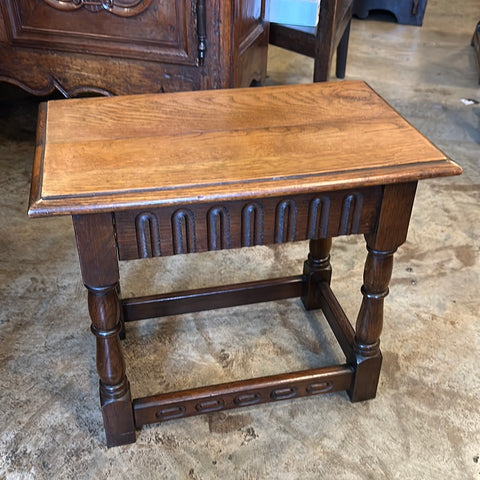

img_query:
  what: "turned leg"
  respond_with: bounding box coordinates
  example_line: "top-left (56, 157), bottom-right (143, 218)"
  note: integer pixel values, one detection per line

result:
top-left (302, 238), bottom-right (332, 310)
top-left (73, 213), bottom-right (135, 447)
top-left (348, 182), bottom-right (418, 402)
top-left (88, 284), bottom-right (135, 446)
top-left (116, 284), bottom-right (126, 340)
top-left (348, 244), bottom-right (395, 401)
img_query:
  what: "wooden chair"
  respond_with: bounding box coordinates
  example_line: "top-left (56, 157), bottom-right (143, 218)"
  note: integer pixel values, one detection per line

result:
top-left (269, 0), bottom-right (354, 81)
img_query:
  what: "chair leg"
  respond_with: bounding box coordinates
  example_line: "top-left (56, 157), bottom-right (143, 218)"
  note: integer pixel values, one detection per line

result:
top-left (335, 20), bottom-right (351, 79)
top-left (313, 49), bottom-right (332, 83)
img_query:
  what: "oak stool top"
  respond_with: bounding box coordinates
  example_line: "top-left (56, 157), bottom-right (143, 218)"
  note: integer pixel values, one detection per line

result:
top-left (28, 81), bottom-right (460, 217)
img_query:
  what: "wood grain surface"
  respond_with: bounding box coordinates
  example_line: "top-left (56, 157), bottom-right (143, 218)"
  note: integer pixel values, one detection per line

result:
top-left (28, 81), bottom-right (461, 217)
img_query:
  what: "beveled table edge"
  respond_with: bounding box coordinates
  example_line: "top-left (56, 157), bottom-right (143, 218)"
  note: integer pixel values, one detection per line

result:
top-left (28, 157), bottom-right (462, 217)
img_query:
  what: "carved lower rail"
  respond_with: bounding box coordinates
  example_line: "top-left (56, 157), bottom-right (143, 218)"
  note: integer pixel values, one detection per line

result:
top-left (127, 278), bottom-right (360, 429)
top-left (125, 276), bottom-right (368, 431)
top-left (133, 365), bottom-right (353, 427)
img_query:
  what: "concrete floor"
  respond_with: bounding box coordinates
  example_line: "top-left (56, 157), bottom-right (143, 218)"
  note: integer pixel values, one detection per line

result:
top-left (1, 0), bottom-right (479, 478)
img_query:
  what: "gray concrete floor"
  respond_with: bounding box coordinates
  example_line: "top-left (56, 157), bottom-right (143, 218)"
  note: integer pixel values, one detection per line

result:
top-left (1, 1), bottom-right (479, 478)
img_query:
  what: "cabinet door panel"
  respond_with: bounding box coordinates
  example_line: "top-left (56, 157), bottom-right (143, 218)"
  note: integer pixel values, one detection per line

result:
top-left (235, 0), bottom-right (266, 52)
top-left (2, 0), bottom-right (197, 65)
top-left (233, 0), bottom-right (268, 87)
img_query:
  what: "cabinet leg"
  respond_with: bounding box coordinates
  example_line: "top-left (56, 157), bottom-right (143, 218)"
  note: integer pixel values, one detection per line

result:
top-left (302, 238), bottom-right (332, 310)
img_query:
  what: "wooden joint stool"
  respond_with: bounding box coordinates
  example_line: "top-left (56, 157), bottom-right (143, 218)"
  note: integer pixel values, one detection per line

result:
top-left (28, 81), bottom-right (461, 447)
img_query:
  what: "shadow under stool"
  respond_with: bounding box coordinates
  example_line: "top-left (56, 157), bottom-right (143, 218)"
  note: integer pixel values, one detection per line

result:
top-left (28, 81), bottom-right (461, 447)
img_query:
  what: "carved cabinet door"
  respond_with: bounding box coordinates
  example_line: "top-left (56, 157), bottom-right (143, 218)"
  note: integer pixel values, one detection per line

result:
top-left (0, 0), bottom-right (203, 95)
top-left (0, 0), bottom-right (269, 96)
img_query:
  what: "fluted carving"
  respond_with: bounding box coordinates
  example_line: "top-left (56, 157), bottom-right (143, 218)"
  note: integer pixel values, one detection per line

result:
top-left (114, 189), bottom-right (378, 261)
top-left (308, 196), bottom-right (331, 239)
top-left (135, 212), bottom-right (161, 258)
top-left (208, 206), bottom-right (230, 250)
top-left (172, 209), bottom-right (196, 254)
top-left (242, 202), bottom-right (264, 247)
top-left (340, 192), bottom-right (363, 235)
top-left (275, 199), bottom-right (297, 243)
top-left (42, 0), bottom-right (152, 17)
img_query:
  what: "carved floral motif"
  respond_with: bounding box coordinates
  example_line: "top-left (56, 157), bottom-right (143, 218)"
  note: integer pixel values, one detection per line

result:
top-left (42, 0), bottom-right (152, 17)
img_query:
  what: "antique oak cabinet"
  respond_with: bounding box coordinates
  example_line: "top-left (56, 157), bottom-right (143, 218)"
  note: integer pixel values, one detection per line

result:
top-left (0, 0), bottom-right (269, 97)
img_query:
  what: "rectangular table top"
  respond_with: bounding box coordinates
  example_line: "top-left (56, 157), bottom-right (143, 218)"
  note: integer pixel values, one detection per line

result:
top-left (28, 81), bottom-right (461, 217)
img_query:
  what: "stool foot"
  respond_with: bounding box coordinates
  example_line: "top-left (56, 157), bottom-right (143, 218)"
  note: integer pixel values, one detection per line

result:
top-left (348, 352), bottom-right (383, 402)
top-left (101, 383), bottom-right (136, 447)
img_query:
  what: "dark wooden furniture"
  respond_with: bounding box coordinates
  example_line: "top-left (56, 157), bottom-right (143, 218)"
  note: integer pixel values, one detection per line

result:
top-left (472, 21), bottom-right (480, 84)
top-left (269, 0), bottom-right (354, 81)
top-left (0, 0), bottom-right (269, 97)
top-left (28, 81), bottom-right (461, 447)
top-left (353, 0), bottom-right (428, 26)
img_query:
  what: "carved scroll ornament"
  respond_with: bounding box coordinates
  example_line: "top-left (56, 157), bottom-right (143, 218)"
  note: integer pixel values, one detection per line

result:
top-left (42, 0), bottom-right (152, 17)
